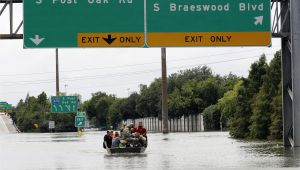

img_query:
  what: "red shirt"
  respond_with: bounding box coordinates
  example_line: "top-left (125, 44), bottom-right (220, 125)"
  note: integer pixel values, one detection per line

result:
top-left (136, 126), bottom-right (147, 136)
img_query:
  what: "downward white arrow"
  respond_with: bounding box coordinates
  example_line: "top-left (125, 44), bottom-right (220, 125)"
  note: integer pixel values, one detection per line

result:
top-left (254, 16), bottom-right (264, 25)
top-left (30, 35), bottom-right (45, 46)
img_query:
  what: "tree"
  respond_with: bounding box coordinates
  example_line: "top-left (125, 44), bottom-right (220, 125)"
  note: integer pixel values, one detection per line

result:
top-left (14, 92), bottom-right (77, 132)
top-left (249, 52), bottom-right (282, 139)
top-left (218, 73), bottom-right (240, 95)
top-left (169, 88), bottom-right (186, 118)
top-left (249, 88), bottom-right (271, 139)
top-left (228, 81), bottom-right (252, 138)
top-left (197, 77), bottom-right (221, 107)
top-left (95, 95), bottom-right (115, 127)
top-left (247, 55), bottom-right (268, 95)
top-left (227, 55), bottom-right (268, 138)
top-left (136, 79), bottom-right (161, 118)
top-left (168, 65), bottom-right (213, 93)
top-left (120, 92), bottom-right (139, 120)
top-left (269, 84), bottom-right (282, 139)
top-left (203, 104), bottom-right (221, 131)
top-left (218, 80), bottom-right (242, 128)
top-left (107, 99), bottom-right (123, 129)
top-left (83, 91), bottom-right (115, 127)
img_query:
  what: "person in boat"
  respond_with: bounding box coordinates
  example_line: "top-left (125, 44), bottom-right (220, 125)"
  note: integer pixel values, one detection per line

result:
top-left (135, 122), bottom-right (147, 137)
top-left (125, 123), bottom-right (136, 147)
top-left (132, 122), bottom-right (147, 147)
top-left (120, 123), bottom-right (126, 133)
top-left (112, 132), bottom-right (121, 148)
top-left (121, 123), bottom-right (132, 138)
top-left (103, 130), bottom-right (113, 149)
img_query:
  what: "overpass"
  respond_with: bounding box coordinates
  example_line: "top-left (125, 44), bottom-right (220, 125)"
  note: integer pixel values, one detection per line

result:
top-left (0, 113), bottom-right (18, 133)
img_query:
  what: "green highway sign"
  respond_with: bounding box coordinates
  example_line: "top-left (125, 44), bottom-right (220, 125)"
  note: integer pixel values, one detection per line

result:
top-left (0, 102), bottom-right (8, 108)
top-left (0, 102), bottom-right (12, 112)
top-left (51, 96), bottom-right (78, 113)
top-left (77, 112), bottom-right (86, 117)
top-left (147, 0), bottom-right (271, 46)
top-left (24, 0), bottom-right (144, 48)
top-left (24, 0), bottom-right (270, 47)
top-left (75, 116), bottom-right (86, 128)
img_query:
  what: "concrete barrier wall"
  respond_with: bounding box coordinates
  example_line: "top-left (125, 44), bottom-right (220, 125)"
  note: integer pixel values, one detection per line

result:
top-left (122, 113), bottom-right (204, 133)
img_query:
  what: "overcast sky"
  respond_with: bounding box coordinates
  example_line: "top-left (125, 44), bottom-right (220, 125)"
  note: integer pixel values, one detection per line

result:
top-left (0, 3), bottom-right (281, 106)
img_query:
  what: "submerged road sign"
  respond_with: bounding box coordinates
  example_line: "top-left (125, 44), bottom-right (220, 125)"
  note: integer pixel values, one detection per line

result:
top-left (75, 116), bottom-right (86, 128)
top-left (51, 96), bottom-right (78, 113)
top-left (146, 0), bottom-right (271, 46)
top-left (49, 121), bottom-right (55, 129)
top-left (77, 112), bottom-right (86, 117)
top-left (24, 0), bottom-right (144, 48)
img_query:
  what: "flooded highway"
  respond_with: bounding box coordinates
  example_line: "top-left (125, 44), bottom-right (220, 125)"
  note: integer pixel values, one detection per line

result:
top-left (0, 131), bottom-right (300, 170)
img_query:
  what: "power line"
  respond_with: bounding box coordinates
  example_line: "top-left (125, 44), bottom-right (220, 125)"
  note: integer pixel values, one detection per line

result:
top-left (0, 48), bottom-right (273, 77)
top-left (0, 81), bottom-right (145, 96)
top-left (0, 54), bottom-right (271, 87)
top-left (0, 53), bottom-right (275, 98)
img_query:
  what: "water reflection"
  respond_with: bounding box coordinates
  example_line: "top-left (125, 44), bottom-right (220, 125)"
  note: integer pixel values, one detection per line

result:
top-left (242, 141), bottom-right (284, 156)
top-left (282, 147), bottom-right (300, 167)
top-left (0, 132), bottom-right (299, 169)
top-left (104, 153), bottom-right (148, 169)
top-left (104, 153), bottom-right (148, 158)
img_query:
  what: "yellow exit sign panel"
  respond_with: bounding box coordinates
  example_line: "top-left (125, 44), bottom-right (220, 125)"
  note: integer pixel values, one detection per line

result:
top-left (147, 32), bottom-right (271, 47)
top-left (78, 33), bottom-right (144, 47)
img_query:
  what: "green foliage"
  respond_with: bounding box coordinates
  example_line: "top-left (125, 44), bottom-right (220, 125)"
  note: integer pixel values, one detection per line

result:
top-left (176, 77), bottom-right (222, 116)
top-left (82, 65), bottom-right (239, 130)
top-left (218, 73), bottom-right (240, 93)
top-left (120, 92), bottom-right (139, 119)
top-left (107, 99), bottom-right (123, 128)
top-left (249, 52), bottom-right (282, 139)
top-left (10, 51), bottom-right (283, 139)
top-left (248, 55), bottom-right (268, 95)
top-left (83, 92), bottom-right (115, 128)
top-left (169, 88), bottom-right (186, 118)
top-left (14, 92), bottom-right (76, 132)
top-left (218, 80), bottom-right (242, 128)
top-left (203, 104), bottom-right (221, 130)
top-left (269, 84), bottom-right (282, 139)
top-left (220, 55), bottom-right (272, 139)
top-left (228, 82), bottom-right (251, 138)
top-left (168, 66), bottom-right (213, 93)
top-left (215, 52), bottom-right (283, 140)
top-left (136, 79), bottom-right (161, 118)
top-left (249, 89), bottom-right (271, 139)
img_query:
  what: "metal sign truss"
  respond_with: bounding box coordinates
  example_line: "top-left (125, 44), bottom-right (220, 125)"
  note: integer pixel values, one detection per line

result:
top-left (0, 0), bottom-right (23, 39)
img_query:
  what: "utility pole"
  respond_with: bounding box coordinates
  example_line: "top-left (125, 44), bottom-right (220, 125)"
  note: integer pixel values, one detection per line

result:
top-left (161, 48), bottom-right (168, 134)
top-left (64, 84), bottom-right (68, 95)
top-left (56, 48), bottom-right (60, 96)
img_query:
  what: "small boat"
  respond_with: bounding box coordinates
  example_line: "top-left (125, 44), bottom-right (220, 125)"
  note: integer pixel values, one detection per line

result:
top-left (106, 147), bottom-right (147, 154)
